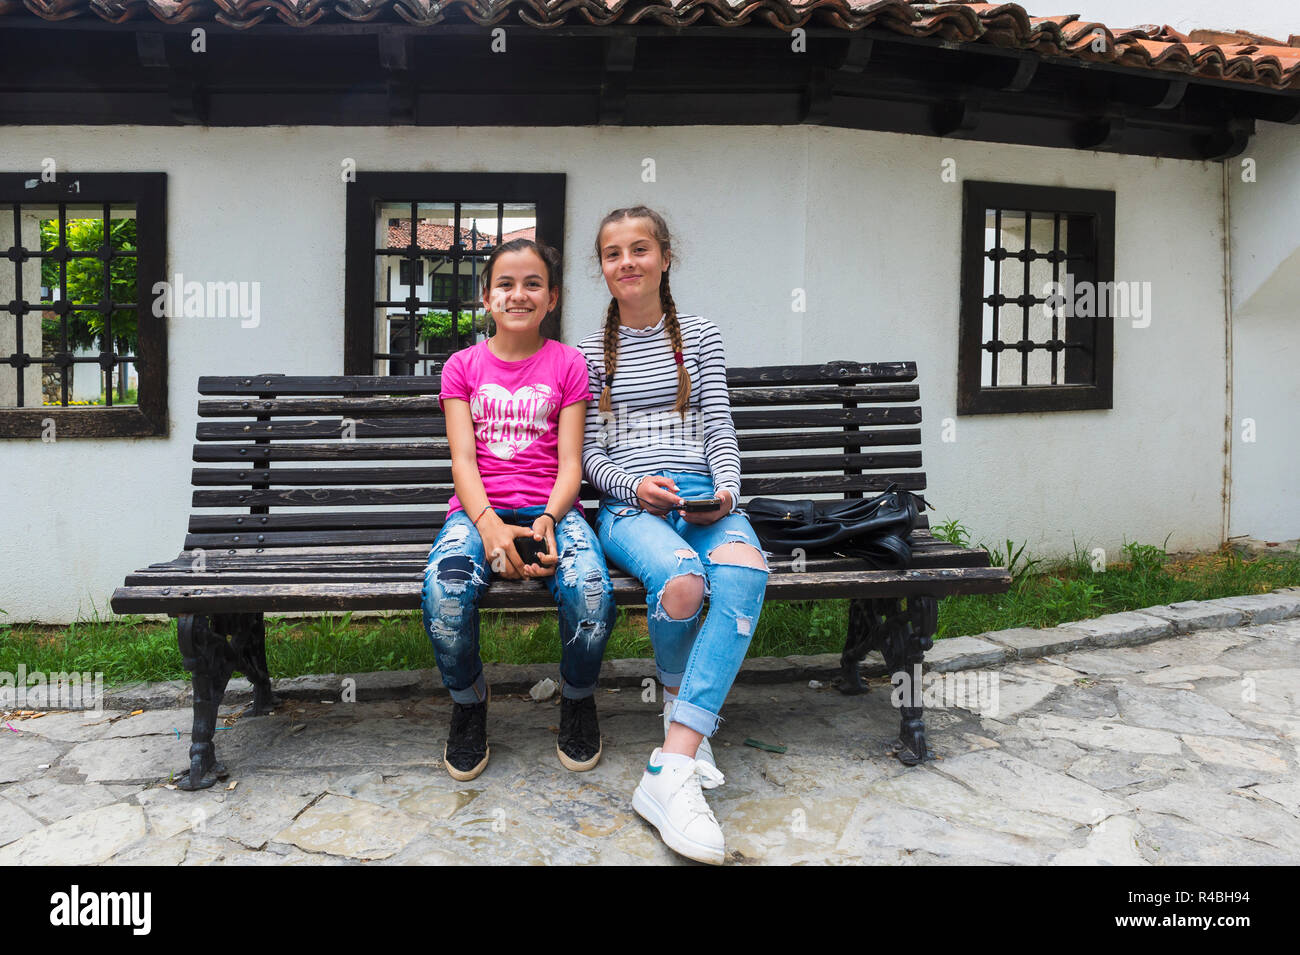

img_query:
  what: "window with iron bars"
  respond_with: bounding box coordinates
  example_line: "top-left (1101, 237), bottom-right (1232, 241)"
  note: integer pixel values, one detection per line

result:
top-left (958, 181), bottom-right (1115, 414)
top-left (345, 173), bottom-right (566, 376)
top-left (0, 173), bottom-right (167, 438)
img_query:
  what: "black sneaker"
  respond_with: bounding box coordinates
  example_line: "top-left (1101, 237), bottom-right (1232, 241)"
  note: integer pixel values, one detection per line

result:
top-left (444, 693), bottom-right (489, 781)
top-left (557, 694), bottom-right (603, 772)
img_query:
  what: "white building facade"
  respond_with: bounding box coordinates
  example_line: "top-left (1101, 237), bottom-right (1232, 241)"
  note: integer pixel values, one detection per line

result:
top-left (1, 1), bottom-right (1297, 622)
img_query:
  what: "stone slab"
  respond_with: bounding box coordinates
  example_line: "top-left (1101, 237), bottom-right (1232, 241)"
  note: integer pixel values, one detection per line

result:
top-left (982, 626), bottom-right (1094, 659)
top-left (923, 635), bottom-right (1008, 672)
top-left (1117, 685), bottom-right (1274, 740)
top-left (932, 750), bottom-right (1127, 825)
top-left (1056, 611), bottom-right (1173, 647)
top-left (1126, 782), bottom-right (1300, 853)
top-left (1140, 664), bottom-right (1238, 684)
top-left (1049, 814), bottom-right (1148, 866)
top-left (1138, 601), bottom-right (1245, 632)
top-left (62, 734), bottom-right (186, 784)
top-left (1019, 713), bottom-right (1183, 755)
top-left (1, 778), bottom-right (136, 824)
top-left (1208, 592), bottom-right (1300, 625)
top-left (0, 735), bottom-right (63, 784)
top-left (0, 802), bottom-right (147, 865)
top-left (272, 793), bottom-right (430, 860)
top-left (0, 799), bottom-right (42, 848)
top-left (0, 711), bottom-right (120, 743)
top-left (1180, 735), bottom-right (1292, 774)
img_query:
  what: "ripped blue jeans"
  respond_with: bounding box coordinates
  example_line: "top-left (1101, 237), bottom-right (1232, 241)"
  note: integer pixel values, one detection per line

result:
top-left (597, 469), bottom-right (770, 738)
top-left (421, 506), bottom-right (617, 704)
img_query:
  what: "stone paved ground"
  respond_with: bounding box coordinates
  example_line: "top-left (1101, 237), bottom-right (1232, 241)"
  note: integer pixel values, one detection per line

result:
top-left (1, 617), bottom-right (1298, 866)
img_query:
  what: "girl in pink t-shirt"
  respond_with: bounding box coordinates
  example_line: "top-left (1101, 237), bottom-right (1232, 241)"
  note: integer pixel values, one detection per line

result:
top-left (422, 238), bottom-right (615, 782)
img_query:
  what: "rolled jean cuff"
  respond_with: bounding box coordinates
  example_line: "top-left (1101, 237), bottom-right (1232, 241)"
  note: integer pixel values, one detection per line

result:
top-left (446, 670), bottom-right (487, 705)
top-left (656, 666), bottom-right (686, 688)
top-left (561, 676), bottom-right (597, 701)
top-left (667, 698), bottom-right (721, 738)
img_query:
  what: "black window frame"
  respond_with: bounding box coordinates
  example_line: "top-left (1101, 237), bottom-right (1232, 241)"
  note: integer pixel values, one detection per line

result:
top-left (344, 172), bottom-right (566, 376)
top-left (958, 180), bottom-right (1115, 415)
top-left (0, 172), bottom-right (168, 438)
top-left (398, 258), bottom-right (424, 288)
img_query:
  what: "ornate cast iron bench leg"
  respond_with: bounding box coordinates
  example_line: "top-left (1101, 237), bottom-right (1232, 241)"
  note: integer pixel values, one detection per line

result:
top-left (841, 595), bottom-right (938, 766)
top-left (176, 614), bottom-right (235, 791)
top-left (840, 597), bottom-right (887, 695)
top-left (175, 611), bottom-right (279, 790)
top-left (216, 612), bottom-right (280, 716)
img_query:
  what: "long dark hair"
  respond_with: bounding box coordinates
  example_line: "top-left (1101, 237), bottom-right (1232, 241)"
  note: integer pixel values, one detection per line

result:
top-left (593, 206), bottom-right (689, 418)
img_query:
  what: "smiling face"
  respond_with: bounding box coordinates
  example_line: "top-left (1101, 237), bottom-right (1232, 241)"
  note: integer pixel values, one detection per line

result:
top-left (598, 217), bottom-right (670, 308)
top-left (482, 248), bottom-right (558, 334)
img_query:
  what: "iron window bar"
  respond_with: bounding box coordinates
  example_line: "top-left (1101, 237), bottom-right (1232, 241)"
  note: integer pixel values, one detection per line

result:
top-left (372, 200), bottom-right (510, 376)
top-left (5, 199), bottom-right (138, 408)
top-left (981, 208), bottom-right (1094, 388)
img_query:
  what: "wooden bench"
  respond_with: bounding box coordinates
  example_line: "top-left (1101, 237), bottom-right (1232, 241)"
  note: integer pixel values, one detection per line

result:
top-left (110, 361), bottom-right (1011, 790)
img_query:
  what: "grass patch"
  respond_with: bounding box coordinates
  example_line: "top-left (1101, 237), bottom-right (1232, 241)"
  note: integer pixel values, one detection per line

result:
top-left (2, 535), bottom-right (1296, 687)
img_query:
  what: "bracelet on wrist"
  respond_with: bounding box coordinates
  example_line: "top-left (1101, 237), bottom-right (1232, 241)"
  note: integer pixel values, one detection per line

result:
top-left (472, 505), bottom-right (494, 526)
top-left (541, 511), bottom-right (558, 529)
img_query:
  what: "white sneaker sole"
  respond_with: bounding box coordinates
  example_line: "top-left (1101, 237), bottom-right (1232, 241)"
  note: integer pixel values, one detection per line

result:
top-left (632, 782), bottom-right (725, 866)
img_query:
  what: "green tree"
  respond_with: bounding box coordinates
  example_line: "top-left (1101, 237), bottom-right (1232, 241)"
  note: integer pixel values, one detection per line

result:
top-left (419, 309), bottom-right (483, 345)
top-left (40, 216), bottom-right (137, 400)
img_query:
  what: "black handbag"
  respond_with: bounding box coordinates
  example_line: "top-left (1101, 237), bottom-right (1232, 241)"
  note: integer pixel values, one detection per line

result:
top-left (744, 483), bottom-right (930, 570)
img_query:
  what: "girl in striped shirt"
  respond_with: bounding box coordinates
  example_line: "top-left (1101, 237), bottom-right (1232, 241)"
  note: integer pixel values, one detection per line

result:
top-left (580, 205), bottom-right (770, 865)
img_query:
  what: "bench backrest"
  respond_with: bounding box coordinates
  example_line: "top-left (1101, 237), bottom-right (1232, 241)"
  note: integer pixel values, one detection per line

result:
top-left (188, 361), bottom-right (927, 553)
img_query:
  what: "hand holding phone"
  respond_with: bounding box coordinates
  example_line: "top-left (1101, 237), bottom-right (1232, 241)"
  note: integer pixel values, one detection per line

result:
top-left (514, 534), bottom-right (550, 567)
top-left (679, 497), bottom-right (722, 512)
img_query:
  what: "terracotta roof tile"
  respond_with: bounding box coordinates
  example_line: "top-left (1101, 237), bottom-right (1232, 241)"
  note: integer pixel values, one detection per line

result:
top-left (4, 0), bottom-right (1300, 90)
top-left (385, 221), bottom-right (535, 251)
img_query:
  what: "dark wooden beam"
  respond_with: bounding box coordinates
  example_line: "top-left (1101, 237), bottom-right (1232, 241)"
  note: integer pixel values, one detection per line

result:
top-left (599, 34), bottom-right (636, 125)
top-left (1197, 116), bottom-right (1255, 160)
top-left (134, 31), bottom-right (206, 124)
top-left (801, 68), bottom-right (834, 124)
top-left (378, 32), bottom-right (414, 124)
top-left (931, 97), bottom-right (980, 136)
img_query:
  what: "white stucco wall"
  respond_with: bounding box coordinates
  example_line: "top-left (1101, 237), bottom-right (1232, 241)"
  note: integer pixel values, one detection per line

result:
top-left (1227, 119), bottom-right (1300, 541)
top-left (0, 124), bottom-right (1234, 622)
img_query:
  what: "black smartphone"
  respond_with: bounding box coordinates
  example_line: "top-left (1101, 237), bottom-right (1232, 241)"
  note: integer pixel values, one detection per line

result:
top-left (680, 497), bottom-right (722, 512)
top-left (514, 535), bottom-right (550, 566)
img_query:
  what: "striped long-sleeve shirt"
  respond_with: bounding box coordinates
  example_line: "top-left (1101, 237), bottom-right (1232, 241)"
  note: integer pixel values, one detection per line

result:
top-left (579, 313), bottom-right (742, 507)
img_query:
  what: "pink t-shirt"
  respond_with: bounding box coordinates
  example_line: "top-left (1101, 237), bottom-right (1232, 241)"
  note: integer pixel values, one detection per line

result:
top-left (439, 338), bottom-right (593, 515)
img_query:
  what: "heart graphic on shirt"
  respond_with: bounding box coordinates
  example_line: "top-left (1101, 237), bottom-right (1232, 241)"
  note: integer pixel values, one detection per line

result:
top-left (470, 383), bottom-right (557, 460)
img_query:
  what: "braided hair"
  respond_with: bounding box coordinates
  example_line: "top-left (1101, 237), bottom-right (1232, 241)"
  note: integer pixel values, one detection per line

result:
top-left (595, 206), bottom-right (691, 419)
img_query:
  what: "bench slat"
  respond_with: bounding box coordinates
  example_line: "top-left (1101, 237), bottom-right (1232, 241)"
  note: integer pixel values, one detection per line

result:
top-left (198, 386), bottom-right (923, 417)
top-left (191, 431), bottom-right (923, 462)
top-left (738, 429), bottom-right (921, 451)
top-left (140, 539), bottom-right (987, 577)
top-left (190, 474), bottom-right (927, 509)
top-left (198, 375), bottom-right (443, 395)
top-left (194, 407), bottom-right (921, 441)
top-left (196, 418), bottom-right (447, 440)
top-left (110, 565), bottom-right (1009, 614)
top-left (728, 385), bottom-right (920, 405)
top-left (196, 363), bottom-right (917, 397)
top-left (198, 396), bottom-right (444, 417)
top-left (727, 362), bottom-right (916, 386)
top-left (193, 442), bottom-right (449, 462)
top-left (190, 453), bottom-right (925, 487)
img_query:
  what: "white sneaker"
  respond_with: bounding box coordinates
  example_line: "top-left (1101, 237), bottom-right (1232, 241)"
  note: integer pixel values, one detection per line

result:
top-left (663, 703), bottom-right (724, 790)
top-left (632, 748), bottom-right (726, 865)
